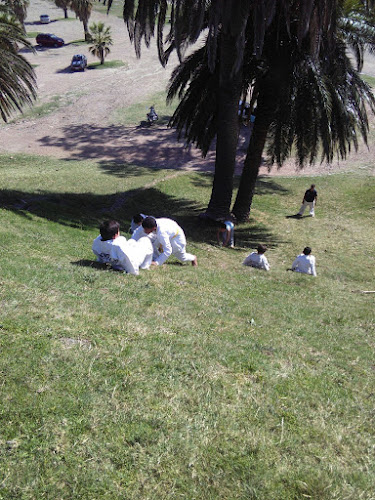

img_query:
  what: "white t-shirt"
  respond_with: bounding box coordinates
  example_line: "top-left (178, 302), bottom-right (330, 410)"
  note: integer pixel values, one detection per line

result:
top-left (291, 254), bottom-right (317, 276)
top-left (110, 236), bottom-right (153, 275)
top-left (92, 235), bottom-right (127, 269)
top-left (243, 252), bottom-right (270, 271)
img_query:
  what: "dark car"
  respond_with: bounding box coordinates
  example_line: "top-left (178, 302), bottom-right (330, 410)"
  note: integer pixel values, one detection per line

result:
top-left (71, 54), bottom-right (88, 71)
top-left (36, 33), bottom-right (64, 47)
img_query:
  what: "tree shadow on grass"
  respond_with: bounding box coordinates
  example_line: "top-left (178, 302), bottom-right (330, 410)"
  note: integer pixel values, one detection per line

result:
top-left (0, 184), bottom-right (277, 247)
top-left (37, 124), bottom-right (216, 172)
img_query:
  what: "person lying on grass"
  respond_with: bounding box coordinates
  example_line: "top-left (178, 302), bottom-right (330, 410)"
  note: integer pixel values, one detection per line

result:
top-left (92, 220), bottom-right (153, 275)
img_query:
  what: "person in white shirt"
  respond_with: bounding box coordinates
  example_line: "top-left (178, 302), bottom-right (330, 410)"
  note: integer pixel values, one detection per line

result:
top-left (110, 236), bottom-right (153, 275)
top-left (291, 247), bottom-right (317, 276)
top-left (129, 213), bottom-right (147, 234)
top-left (132, 216), bottom-right (198, 267)
top-left (92, 220), bottom-right (126, 270)
top-left (243, 244), bottom-right (270, 271)
top-left (92, 220), bottom-right (153, 274)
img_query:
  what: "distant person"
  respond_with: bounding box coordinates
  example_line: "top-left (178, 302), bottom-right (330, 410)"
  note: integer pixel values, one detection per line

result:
top-left (129, 213), bottom-right (147, 234)
top-left (217, 221), bottom-right (235, 248)
top-left (297, 184), bottom-right (318, 217)
top-left (132, 216), bottom-right (198, 267)
top-left (291, 247), bottom-right (317, 276)
top-left (243, 244), bottom-right (270, 271)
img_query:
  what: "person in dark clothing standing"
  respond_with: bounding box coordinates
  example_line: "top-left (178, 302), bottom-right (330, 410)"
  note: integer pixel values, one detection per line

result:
top-left (297, 184), bottom-right (318, 217)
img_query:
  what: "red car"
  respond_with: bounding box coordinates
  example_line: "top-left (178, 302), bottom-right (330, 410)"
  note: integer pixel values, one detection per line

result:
top-left (36, 33), bottom-right (64, 47)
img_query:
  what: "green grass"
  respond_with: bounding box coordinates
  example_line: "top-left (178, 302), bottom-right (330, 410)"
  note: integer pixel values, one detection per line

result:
top-left (69, 39), bottom-right (89, 46)
top-left (6, 95), bottom-right (71, 122)
top-left (361, 74), bottom-right (375, 87)
top-left (0, 153), bottom-right (374, 499)
top-left (111, 90), bottom-right (178, 126)
top-left (87, 60), bottom-right (127, 70)
top-left (26, 31), bottom-right (39, 38)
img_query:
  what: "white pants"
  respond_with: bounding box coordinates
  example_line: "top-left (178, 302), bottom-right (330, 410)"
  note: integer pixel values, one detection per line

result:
top-left (153, 232), bottom-right (195, 263)
top-left (298, 200), bottom-right (315, 216)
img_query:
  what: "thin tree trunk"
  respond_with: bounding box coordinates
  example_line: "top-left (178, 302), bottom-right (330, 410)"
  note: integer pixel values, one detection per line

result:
top-left (231, 78), bottom-right (276, 221)
top-left (204, 33), bottom-right (242, 221)
top-left (64, 8), bottom-right (68, 18)
top-left (83, 20), bottom-right (90, 41)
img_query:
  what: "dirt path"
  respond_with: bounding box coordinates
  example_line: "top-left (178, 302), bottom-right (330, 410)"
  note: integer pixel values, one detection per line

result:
top-left (1, 0), bottom-right (374, 177)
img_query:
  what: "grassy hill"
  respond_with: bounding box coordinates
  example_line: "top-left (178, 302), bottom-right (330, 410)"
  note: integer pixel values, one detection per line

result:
top-left (0, 153), bottom-right (374, 499)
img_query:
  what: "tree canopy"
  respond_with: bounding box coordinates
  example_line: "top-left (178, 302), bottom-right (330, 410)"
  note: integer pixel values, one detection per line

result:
top-left (0, 5), bottom-right (36, 121)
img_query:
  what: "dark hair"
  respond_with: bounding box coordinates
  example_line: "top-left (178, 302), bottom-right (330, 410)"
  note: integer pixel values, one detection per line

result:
top-left (142, 216), bottom-right (157, 230)
top-left (100, 220), bottom-right (120, 241)
top-left (257, 244), bottom-right (267, 254)
top-left (310, 184), bottom-right (315, 189)
top-left (303, 247), bottom-right (312, 255)
top-left (133, 213), bottom-right (145, 224)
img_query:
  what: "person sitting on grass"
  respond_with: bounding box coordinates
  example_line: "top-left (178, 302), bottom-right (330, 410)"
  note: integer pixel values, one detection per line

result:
top-left (92, 220), bottom-right (126, 269)
top-left (243, 244), bottom-right (270, 271)
top-left (92, 220), bottom-right (153, 275)
top-left (290, 247), bottom-right (317, 276)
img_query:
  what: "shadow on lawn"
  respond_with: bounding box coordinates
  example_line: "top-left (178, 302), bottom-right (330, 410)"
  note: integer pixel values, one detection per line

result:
top-left (0, 182), bottom-right (278, 246)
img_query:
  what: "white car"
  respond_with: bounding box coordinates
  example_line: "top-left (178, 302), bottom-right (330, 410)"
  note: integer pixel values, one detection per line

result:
top-left (40, 14), bottom-right (50, 24)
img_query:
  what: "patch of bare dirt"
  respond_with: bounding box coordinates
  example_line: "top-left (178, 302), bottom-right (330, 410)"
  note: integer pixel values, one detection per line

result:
top-left (1, 0), bottom-right (374, 177)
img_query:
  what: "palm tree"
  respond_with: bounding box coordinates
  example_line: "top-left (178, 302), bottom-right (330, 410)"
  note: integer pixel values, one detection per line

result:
top-left (89, 21), bottom-right (113, 64)
top-left (3, 0), bottom-right (29, 31)
top-left (167, 1), bottom-right (375, 221)
top-left (231, 1), bottom-right (375, 220)
top-left (119, 0), bottom-right (340, 220)
top-left (70, 0), bottom-right (93, 41)
top-left (55, 0), bottom-right (72, 19)
top-left (0, 5), bottom-right (36, 121)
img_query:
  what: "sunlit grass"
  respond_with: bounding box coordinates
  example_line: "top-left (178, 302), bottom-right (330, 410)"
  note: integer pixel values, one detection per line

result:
top-left (0, 153), bottom-right (374, 499)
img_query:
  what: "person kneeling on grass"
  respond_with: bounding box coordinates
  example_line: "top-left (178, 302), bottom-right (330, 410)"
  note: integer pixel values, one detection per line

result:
top-left (217, 220), bottom-right (235, 248)
top-left (243, 244), bottom-right (270, 271)
top-left (290, 246), bottom-right (317, 276)
top-left (92, 220), bottom-right (153, 275)
top-left (132, 216), bottom-right (198, 267)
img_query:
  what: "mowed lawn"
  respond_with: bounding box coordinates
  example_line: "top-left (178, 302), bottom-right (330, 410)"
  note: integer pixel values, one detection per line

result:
top-left (0, 154), bottom-right (374, 499)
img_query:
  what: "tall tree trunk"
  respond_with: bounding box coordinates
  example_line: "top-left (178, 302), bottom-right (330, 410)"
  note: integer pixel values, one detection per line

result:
top-left (64, 7), bottom-right (68, 18)
top-left (83, 20), bottom-right (90, 41)
top-left (231, 77), bottom-right (276, 221)
top-left (204, 33), bottom-right (242, 221)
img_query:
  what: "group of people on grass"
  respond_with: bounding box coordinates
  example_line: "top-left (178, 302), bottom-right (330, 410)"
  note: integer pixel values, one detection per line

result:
top-left (92, 185), bottom-right (318, 277)
top-left (92, 216), bottom-right (197, 276)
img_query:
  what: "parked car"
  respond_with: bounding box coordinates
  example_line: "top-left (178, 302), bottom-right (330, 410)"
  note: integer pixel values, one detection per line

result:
top-left (71, 54), bottom-right (88, 71)
top-left (36, 33), bottom-right (64, 47)
top-left (39, 14), bottom-right (50, 24)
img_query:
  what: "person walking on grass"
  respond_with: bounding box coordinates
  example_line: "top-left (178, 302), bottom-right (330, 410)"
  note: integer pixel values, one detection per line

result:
top-left (291, 247), bottom-right (317, 276)
top-left (132, 216), bottom-right (198, 267)
top-left (243, 244), bottom-right (270, 271)
top-left (297, 184), bottom-right (318, 217)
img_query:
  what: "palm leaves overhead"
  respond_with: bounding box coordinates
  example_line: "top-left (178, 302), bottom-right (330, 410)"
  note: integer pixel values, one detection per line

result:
top-left (2, 0), bottom-right (29, 31)
top-left (169, 4), bottom-right (375, 167)
top-left (120, 0), bottom-right (337, 70)
top-left (70, 0), bottom-right (93, 40)
top-left (0, 6), bottom-right (36, 122)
